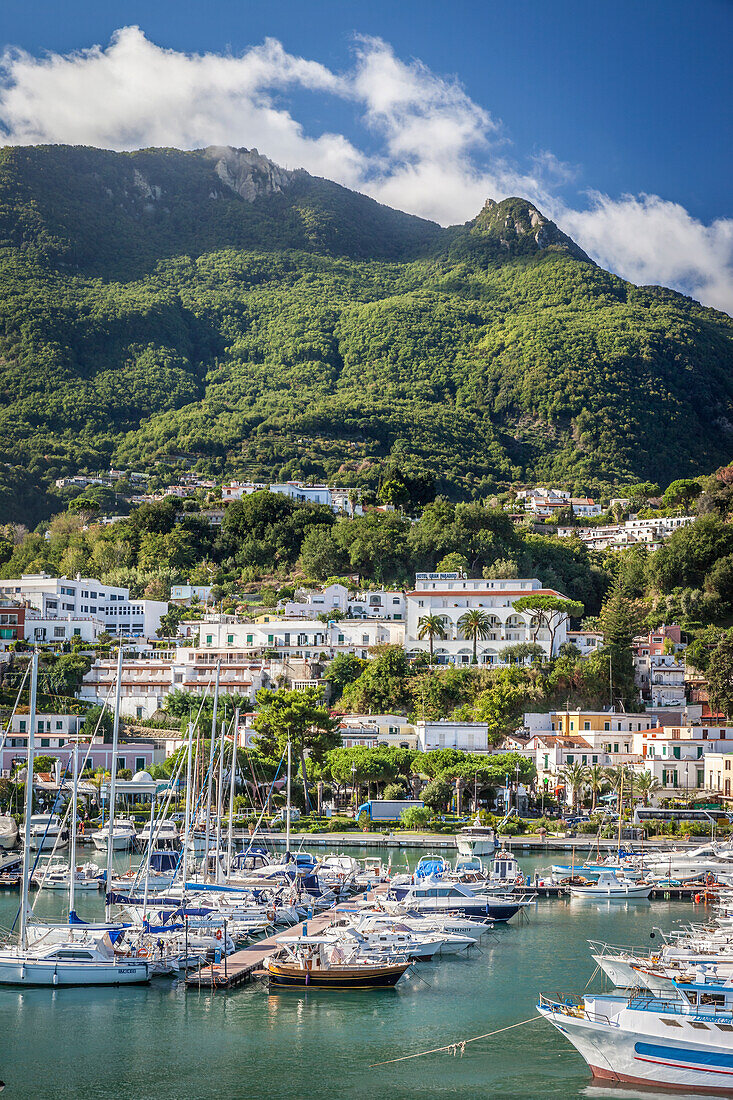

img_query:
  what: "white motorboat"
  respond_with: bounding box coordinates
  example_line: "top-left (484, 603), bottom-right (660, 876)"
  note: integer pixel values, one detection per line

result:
top-left (32, 860), bottom-right (102, 892)
top-left (455, 816), bottom-right (497, 858)
top-left (0, 814), bottom-right (18, 849)
top-left (568, 871), bottom-right (652, 899)
top-left (139, 818), bottom-right (180, 849)
top-left (539, 971), bottom-right (733, 1092)
top-left (29, 814), bottom-right (69, 851)
top-left (92, 816), bottom-right (137, 852)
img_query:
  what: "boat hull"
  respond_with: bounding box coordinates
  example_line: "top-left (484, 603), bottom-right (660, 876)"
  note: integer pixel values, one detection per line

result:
top-left (0, 956), bottom-right (150, 985)
top-left (266, 961), bottom-right (408, 988)
top-left (540, 1005), bottom-right (733, 1094)
top-left (29, 834), bottom-right (68, 852)
top-left (92, 834), bottom-right (135, 852)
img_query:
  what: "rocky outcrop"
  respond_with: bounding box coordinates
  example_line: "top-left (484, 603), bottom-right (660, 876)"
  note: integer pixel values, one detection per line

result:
top-left (472, 197), bottom-right (593, 262)
top-left (202, 145), bottom-right (299, 202)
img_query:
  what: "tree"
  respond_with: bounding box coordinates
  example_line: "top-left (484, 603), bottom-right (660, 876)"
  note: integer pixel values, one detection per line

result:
top-left (323, 653), bottom-right (366, 700)
top-left (421, 775), bottom-right (452, 813)
top-left (400, 805), bottom-right (431, 829)
top-left (604, 765), bottom-right (632, 813)
top-left (634, 771), bottom-right (661, 807)
top-left (252, 686), bottom-right (340, 808)
top-left (707, 633), bottom-right (733, 719)
top-left (44, 653), bottom-right (92, 696)
top-left (298, 526), bottom-right (346, 580)
top-left (559, 762), bottom-right (589, 813)
top-left (340, 646), bottom-right (413, 714)
top-left (501, 642), bottom-right (545, 665)
top-left (417, 614), bottom-right (447, 663)
top-left (80, 705), bottom-right (114, 743)
top-left (457, 609), bottom-right (492, 664)
top-left (598, 573), bottom-right (648, 708)
top-left (512, 595), bottom-right (584, 655)
top-left (434, 552), bottom-right (468, 574)
top-left (586, 764), bottom-right (607, 812)
top-left (383, 781), bottom-right (407, 800)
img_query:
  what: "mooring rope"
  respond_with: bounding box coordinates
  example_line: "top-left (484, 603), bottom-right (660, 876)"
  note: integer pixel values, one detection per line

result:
top-left (369, 1014), bottom-right (542, 1067)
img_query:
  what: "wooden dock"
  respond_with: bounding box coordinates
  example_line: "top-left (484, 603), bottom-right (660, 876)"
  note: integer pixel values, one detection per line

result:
top-left (185, 887), bottom-right (385, 991)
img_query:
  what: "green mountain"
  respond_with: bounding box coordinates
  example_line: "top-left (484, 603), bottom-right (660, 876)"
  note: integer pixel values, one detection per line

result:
top-left (0, 142), bottom-right (731, 524)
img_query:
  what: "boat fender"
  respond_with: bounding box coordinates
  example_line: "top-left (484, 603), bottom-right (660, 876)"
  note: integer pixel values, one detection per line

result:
top-left (216, 929), bottom-right (223, 940)
top-left (515, 874), bottom-right (523, 885)
top-left (695, 893), bottom-right (702, 904)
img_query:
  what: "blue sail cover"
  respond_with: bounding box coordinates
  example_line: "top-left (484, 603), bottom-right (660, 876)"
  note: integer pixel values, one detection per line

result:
top-left (415, 858), bottom-right (446, 879)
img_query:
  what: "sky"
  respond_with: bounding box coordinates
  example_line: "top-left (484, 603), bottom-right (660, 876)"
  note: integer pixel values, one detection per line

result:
top-left (0, 0), bottom-right (731, 313)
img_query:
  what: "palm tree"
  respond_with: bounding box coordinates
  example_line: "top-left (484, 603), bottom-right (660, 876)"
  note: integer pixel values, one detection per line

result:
top-left (604, 765), bottom-right (632, 814)
top-left (586, 764), bottom-right (608, 812)
top-left (559, 762), bottom-right (590, 814)
top-left (634, 771), bottom-right (661, 807)
top-left (417, 614), bottom-right (447, 664)
top-left (458, 609), bottom-right (492, 664)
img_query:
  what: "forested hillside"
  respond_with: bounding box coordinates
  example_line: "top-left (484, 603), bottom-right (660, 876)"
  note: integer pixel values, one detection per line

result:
top-left (0, 143), bottom-right (731, 524)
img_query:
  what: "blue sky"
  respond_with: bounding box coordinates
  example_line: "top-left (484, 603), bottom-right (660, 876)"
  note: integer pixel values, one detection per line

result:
top-left (1, 0), bottom-right (731, 311)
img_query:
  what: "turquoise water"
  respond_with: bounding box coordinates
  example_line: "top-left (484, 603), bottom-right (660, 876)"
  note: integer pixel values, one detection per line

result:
top-left (0, 849), bottom-right (715, 1099)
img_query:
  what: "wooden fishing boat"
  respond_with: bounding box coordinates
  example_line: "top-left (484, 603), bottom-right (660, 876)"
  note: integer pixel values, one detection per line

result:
top-left (264, 937), bottom-right (410, 989)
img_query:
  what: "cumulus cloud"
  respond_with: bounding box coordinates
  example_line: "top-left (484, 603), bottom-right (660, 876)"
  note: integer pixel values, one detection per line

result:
top-left (0, 26), bottom-right (731, 313)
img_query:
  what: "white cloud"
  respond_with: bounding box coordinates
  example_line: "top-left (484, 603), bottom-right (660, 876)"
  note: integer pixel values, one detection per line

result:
top-left (0, 26), bottom-right (731, 313)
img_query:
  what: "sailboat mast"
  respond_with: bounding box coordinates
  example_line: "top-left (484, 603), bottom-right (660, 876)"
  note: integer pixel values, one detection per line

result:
top-left (214, 718), bottom-right (225, 882)
top-left (69, 734), bottom-right (78, 918)
top-left (105, 645), bottom-right (123, 922)
top-left (181, 722), bottom-right (194, 888)
top-left (226, 709), bottom-right (239, 880)
top-left (19, 652), bottom-right (38, 951)
top-left (203, 662), bottom-right (220, 883)
top-left (286, 737), bottom-right (291, 857)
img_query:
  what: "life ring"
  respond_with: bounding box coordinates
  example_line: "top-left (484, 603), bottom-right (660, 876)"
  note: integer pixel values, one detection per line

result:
top-left (267, 909), bottom-right (276, 922)
top-left (137, 948), bottom-right (149, 958)
top-left (216, 929), bottom-right (223, 941)
top-left (515, 874), bottom-right (523, 885)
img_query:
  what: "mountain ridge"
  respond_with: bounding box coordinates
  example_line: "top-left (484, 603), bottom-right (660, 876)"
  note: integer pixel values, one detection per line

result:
top-left (0, 143), bottom-right (731, 525)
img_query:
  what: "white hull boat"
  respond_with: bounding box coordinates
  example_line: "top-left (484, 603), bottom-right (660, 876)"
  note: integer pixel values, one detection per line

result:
top-left (569, 871), bottom-right (652, 899)
top-left (0, 814), bottom-right (18, 849)
top-left (92, 818), bottom-right (137, 852)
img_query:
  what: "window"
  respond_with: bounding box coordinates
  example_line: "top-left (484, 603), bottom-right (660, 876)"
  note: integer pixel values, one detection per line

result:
top-left (613, 743), bottom-right (619, 753)
top-left (583, 721), bottom-right (590, 730)
top-left (19, 720), bottom-right (26, 733)
top-left (227, 634), bottom-right (234, 645)
top-left (567, 754), bottom-right (574, 764)
top-left (55, 721), bottom-right (62, 730)
top-left (117, 758), bottom-right (126, 772)
top-left (592, 755), bottom-right (598, 764)
top-left (338, 634), bottom-right (345, 644)
top-left (246, 634), bottom-right (253, 646)
top-left (604, 722), bottom-right (610, 731)
top-left (206, 634), bottom-right (213, 645)
top-left (136, 757), bottom-right (146, 772)
top-left (40, 738), bottom-right (49, 747)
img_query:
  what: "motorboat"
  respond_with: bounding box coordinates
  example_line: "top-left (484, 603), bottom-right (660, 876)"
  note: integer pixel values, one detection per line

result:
top-left (28, 814), bottom-right (69, 851)
top-left (139, 818), bottom-right (180, 849)
top-left (568, 871), bottom-right (652, 899)
top-left (265, 936), bottom-right (411, 988)
top-left (0, 929), bottom-right (150, 986)
top-left (0, 814), bottom-right (18, 849)
top-left (388, 874), bottom-right (529, 922)
top-left (91, 816), bottom-right (137, 852)
top-left (539, 971), bottom-right (733, 1092)
top-left (31, 860), bottom-right (102, 891)
top-left (456, 816), bottom-right (497, 858)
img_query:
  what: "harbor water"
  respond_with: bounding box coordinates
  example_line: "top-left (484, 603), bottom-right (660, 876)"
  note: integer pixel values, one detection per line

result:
top-left (0, 849), bottom-right (713, 1099)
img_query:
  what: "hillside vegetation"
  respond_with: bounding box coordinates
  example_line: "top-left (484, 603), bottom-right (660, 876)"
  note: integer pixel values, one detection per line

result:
top-left (0, 144), bottom-right (732, 524)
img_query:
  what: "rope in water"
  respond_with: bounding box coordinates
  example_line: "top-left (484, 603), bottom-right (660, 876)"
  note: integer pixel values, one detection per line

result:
top-left (369, 1014), bottom-right (542, 1067)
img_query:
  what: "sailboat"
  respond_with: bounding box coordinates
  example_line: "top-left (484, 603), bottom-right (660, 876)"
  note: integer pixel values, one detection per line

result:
top-left (0, 650), bottom-right (150, 986)
top-left (0, 814), bottom-right (18, 849)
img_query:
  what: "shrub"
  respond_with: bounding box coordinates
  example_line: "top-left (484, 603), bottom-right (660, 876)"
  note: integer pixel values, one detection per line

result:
top-left (399, 806), bottom-right (432, 830)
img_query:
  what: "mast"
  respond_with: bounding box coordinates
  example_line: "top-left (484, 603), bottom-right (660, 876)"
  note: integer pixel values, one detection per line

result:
top-left (19, 652), bottom-right (38, 951)
top-left (286, 736), bottom-right (291, 858)
top-left (181, 721), bottom-right (194, 888)
top-left (214, 717), bottom-right (225, 883)
top-left (617, 769), bottom-right (624, 861)
top-left (69, 734), bottom-right (78, 918)
top-left (104, 645), bottom-right (124, 922)
top-left (203, 662), bottom-right (220, 882)
top-left (226, 708), bottom-right (239, 880)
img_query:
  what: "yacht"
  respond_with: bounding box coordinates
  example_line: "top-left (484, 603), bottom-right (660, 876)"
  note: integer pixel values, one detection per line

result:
top-left (31, 859), bottom-right (102, 892)
top-left (0, 814), bottom-right (18, 849)
top-left (29, 814), bottom-right (69, 851)
top-left (456, 816), bottom-right (497, 858)
top-left (91, 817), bottom-right (137, 852)
top-left (139, 818), bottom-right (180, 849)
top-left (539, 970), bottom-right (733, 1092)
top-left (568, 870), bottom-right (652, 899)
top-left (387, 874), bottom-right (529, 922)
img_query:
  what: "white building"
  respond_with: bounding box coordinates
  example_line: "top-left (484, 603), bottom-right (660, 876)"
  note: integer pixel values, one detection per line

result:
top-left (185, 616), bottom-right (405, 661)
top-left (405, 573), bottom-right (572, 665)
top-left (570, 498), bottom-right (603, 517)
top-left (0, 573), bottom-right (167, 639)
top-left (558, 515), bottom-right (695, 551)
top-left (25, 613), bottom-right (106, 644)
top-left (416, 720), bottom-right (490, 754)
top-left (270, 482), bottom-right (363, 516)
top-left (338, 715), bottom-right (418, 749)
top-left (566, 629), bottom-right (604, 657)
top-left (170, 584), bottom-right (213, 605)
top-left (221, 482), bottom-right (267, 502)
top-left (280, 584), bottom-right (405, 621)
